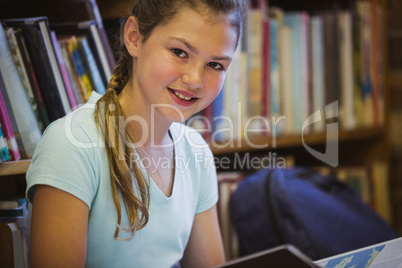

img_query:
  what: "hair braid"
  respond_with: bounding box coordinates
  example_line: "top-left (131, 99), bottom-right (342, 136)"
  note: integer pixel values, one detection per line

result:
top-left (94, 54), bottom-right (149, 240)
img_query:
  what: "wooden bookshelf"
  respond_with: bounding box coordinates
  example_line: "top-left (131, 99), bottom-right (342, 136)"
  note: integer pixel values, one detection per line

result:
top-left (0, 160), bottom-right (30, 200)
top-left (0, 160), bottom-right (30, 177)
top-left (210, 127), bottom-right (385, 155)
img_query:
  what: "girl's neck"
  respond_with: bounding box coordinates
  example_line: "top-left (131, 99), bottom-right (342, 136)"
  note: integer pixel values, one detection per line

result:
top-left (118, 84), bottom-right (172, 148)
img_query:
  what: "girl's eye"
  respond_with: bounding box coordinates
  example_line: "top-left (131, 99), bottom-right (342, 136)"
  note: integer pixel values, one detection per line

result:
top-left (208, 62), bottom-right (224, 71)
top-left (171, 49), bottom-right (187, 58)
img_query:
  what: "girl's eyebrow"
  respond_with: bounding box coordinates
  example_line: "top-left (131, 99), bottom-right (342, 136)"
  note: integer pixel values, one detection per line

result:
top-left (168, 37), bottom-right (232, 61)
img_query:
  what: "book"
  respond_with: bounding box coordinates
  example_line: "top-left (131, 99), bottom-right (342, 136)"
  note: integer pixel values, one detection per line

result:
top-left (50, 31), bottom-right (78, 110)
top-left (261, 0), bottom-right (270, 122)
top-left (283, 12), bottom-right (310, 134)
top-left (218, 172), bottom-right (244, 260)
top-left (0, 24), bottom-right (42, 158)
top-left (321, 11), bottom-right (341, 120)
top-left (13, 28), bottom-right (51, 129)
top-left (278, 25), bottom-right (294, 134)
top-left (0, 199), bottom-right (29, 268)
top-left (58, 40), bottom-right (86, 106)
top-left (246, 1), bottom-right (263, 121)
top-left (223, 37), bottom-right (243, 141)
top-left (0, 222), bottom-right (24, 268)
top-left (310, 16), bottom-right (326, 133)
top-left (211, 89), bottom-right (225, 143)
top-left (1, 17), bottom-right (70, 121)
top-left (315, 237), bottom-right (402, 268)
top-left (370, 0), bottom-right (383, 126)
top-left (0, 123), bottom-right (10, 162)
top-left (0, 75), bottom-right (21, 161)
top-left (77, 35), bottom-right (106, 94)
top-left (84, 0), bottom-right (116, 72)
top-left (357, 0), bottom-right (374, 127)
top-left (371, 161), bottom-right (392, 224)
top-left (215, 244), bottom-right (319, 268)
top-left (269, 18), bottom-right (280, 134)
top-left (338, 11), bottom-right (356, 130)
top-left (352, 4), bottom-right (364, 127)
top-left (4, 27), bottom-right (44, 132)
top-left (60, 35), bottom-right (94, 101)
top-left (50, 20), bottom-right (112, 86)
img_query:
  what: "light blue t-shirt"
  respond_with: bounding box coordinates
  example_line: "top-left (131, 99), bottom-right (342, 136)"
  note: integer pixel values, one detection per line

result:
top-left (26, 92), bottom-right (219, 268)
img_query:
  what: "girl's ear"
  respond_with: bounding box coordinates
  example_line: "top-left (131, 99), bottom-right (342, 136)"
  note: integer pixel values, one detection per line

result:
top-left (124, 16), bottom-right (141, 57)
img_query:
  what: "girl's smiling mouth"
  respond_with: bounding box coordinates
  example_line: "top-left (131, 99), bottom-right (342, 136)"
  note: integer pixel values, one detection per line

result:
top-left (168, 87), bottom-right (199, 106)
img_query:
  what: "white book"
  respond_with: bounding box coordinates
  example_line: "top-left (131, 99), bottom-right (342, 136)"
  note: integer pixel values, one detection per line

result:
top-left (338, 11), bottom-right (355, 130)
top-left (310, 16), bottom-right (325, 133)
top-left (0, 24), bottom-right (42, 158)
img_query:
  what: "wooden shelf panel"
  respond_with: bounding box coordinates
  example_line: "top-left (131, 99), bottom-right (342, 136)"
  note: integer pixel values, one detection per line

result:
top-left (0, 160), bottom-right (30, 200)
top-left (0, 160), bottom-right (31, 177)
top-left (210, 127), bottom-right (385, 155)
top-left (387, 71), bottom-right (402, 89)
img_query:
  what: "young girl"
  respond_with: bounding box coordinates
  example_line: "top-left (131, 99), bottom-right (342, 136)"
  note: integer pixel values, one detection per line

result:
top-left (26, 0), bottom-right (246, 267)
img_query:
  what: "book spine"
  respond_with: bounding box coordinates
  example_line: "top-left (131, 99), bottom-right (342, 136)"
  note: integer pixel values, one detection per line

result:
top-left (212, 89), bottom-right (224, 142)
top-left (0, 24), bottom-right (42, 158)
top-left (338, 11), bottom-right (355, 130)
top-left (0, 85), bottom-right (21, 160)
top-left (50, 31), bottom-right (78, 110)
top-left (5, 28), bottom-right (45, 132)
top-left (269, 19), bottom-right (280, 131)
top-left (38, 20), bottom-right (71, 114)
top-left (352, 5), bottom-right (364, 127)
top-left (14, 29), bottom-right (51, 129)
top-left (0, 123), bottom-right (10, 162)
top-left (68, 36), bottom-right (94, 101)
top-left (79, 36), bottom-right (106, 94)
top-left (247, 3), bottom-right (263, 119)
top-left (261, 2), bottom-right (270, 121)
top-left (59, 41), bottom-right (85, 105)
top-left (89, 24), bottom-right (113, 81)
top-left (310, 16), bottom-right (325, 133)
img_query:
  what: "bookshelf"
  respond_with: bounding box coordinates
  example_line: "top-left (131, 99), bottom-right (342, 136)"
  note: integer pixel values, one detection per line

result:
top-left (0, 0), bottom-right (115, 198)
top-left (0, 161), bottom-right (29, 200)
top-left (0, 0), bottom-right (399, 234)
top-left (210, 127), bottom-right (385, 155)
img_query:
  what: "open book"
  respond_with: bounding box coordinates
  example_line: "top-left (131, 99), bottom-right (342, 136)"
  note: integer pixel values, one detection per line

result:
top-left (315, 236), bottom-right (402, 268)
top-left (214, 237), bottom-right (402, 268)
top-left (214, 244), bottom-right (320, 268)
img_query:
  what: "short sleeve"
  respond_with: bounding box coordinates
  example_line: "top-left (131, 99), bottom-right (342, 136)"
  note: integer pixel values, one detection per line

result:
top-left (192, 136), bottom-right (219, 214)
top-left (26, 117), bottom-right (101, 209)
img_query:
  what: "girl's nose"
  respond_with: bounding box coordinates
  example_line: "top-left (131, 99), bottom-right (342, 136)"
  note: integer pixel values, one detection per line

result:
top-left (182, 63), bottom-right (204, 89)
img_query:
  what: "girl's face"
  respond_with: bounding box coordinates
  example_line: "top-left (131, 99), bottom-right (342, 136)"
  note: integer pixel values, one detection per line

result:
top-left (129, 6), bottom-right (238, 123)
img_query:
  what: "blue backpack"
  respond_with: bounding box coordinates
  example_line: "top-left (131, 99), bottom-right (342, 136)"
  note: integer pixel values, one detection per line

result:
top-left (230, 167), bottom-right (398, 260)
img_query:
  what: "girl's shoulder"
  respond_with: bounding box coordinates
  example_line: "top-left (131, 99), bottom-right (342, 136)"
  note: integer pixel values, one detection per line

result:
top-left (41, 92), bottom-right (102, 144)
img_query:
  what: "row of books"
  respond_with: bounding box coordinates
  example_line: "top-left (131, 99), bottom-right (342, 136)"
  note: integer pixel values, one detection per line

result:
top-left (218, 161), bottom-right (391, 261)
top-left (190, 0), bottom-right (384, 143)
top-left (0, 16), bottom-right (115, 160)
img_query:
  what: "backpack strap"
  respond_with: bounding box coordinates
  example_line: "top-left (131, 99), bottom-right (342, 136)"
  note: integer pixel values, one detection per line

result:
top-left (265, 169), bottom-right (285, 245)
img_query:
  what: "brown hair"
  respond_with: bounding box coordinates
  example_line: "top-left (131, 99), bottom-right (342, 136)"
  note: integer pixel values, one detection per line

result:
top-left (94, 0), bottom-right (247, 240)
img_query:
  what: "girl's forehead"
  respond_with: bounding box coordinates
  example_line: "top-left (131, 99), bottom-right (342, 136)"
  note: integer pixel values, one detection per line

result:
top-left (155, 8), bottom-right (238, 51)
